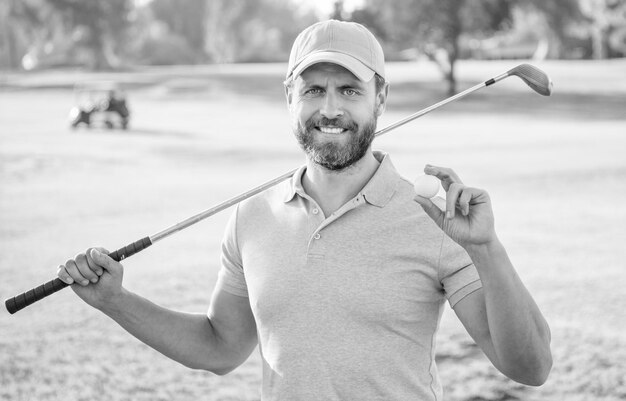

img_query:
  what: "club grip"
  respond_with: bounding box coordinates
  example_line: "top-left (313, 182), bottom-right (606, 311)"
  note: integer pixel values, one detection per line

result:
top-left (107, 236), bottom-right (152, 262)
top-left (5, 236), bottom-right (152, 314)
top-left (5, 278), bottom-right (69, 314)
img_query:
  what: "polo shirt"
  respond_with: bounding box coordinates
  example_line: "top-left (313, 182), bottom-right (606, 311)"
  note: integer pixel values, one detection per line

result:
top-left (216, 151), bottom-right (483, 400)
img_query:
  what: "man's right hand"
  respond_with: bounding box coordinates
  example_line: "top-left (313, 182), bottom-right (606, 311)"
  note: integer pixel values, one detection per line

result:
top-left (57, 248), bottom-right (124, 310)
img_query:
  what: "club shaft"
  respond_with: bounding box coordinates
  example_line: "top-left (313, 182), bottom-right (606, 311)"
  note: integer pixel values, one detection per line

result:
top-left (374, 80), bottom-right (489, 138)
top-left (150, 169), bottom-right (298, 243)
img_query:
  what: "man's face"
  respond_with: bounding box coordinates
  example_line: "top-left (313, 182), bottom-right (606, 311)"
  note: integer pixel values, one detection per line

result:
top-left (286, 63), bottom-right (387, 171)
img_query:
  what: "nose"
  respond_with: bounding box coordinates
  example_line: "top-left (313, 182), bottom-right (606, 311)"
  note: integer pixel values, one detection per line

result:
top-left (320, 92), bottom-right (344, 119)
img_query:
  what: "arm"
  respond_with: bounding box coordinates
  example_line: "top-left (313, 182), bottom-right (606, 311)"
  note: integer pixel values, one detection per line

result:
top-left (58, 248), bottom-right (257, 375)
top-left (414, 165), bottom-right (552, 385)
top-left (453, 241), bottom-right (552, 385)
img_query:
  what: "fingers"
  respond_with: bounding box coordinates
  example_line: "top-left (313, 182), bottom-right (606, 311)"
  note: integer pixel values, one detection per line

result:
top-left (422, 164), bottom-right (475, 218)
top-left (89, 248), bottom-right (123, 278)
top-left (445, 184), bottom-right (487, 219)
top-left (57, 264), bottom-right (75, 285)
top-left (419, 164), bottom-right (488, 219)
top-left (424, 165), bottom-right (463, 191)
top-left (445, 182), bottom-right (465, 219)
top-left (89, 248), bottom-right (118, 271)
top-left (458, 188), bottom-right (473, 217)
top-left (56, 247), bottom-right (111, 286)
top-left (85, 248), bottom-right (104, 277)
top-left (60, 259), bottom-right (89, 286)
top-left (448, 185), bottom-right (490, 218)
top-left (76, 253), bottom-right (99, 283)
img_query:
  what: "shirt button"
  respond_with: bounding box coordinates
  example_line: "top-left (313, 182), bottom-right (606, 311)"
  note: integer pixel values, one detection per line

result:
top-left (314, 233), bottom-right (321, 240)
top-left (312, 208), bottom-right (319, 215)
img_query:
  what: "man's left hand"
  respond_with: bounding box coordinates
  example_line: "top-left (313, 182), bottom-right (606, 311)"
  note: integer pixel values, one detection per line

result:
top-left (414, 165), bottom-right (496, 248)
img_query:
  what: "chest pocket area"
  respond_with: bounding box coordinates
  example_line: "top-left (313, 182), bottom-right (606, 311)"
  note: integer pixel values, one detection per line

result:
top-left (322, 249), bottom-right (442, 326)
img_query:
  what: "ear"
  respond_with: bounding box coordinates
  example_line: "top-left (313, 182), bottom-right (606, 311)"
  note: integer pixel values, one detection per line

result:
top-left (284, 80), bottom-right (294, 108)
top-left (375, 82), bottom-right (389, 117)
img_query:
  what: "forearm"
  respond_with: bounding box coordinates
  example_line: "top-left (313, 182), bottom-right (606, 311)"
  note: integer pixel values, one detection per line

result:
top-left (99, 289), bottom-right (228, 373)
top-left (466, 238), bottom-right (552, 385)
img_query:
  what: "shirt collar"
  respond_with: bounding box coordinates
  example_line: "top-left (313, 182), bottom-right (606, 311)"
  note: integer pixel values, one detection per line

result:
top-left (283, 151), bottom-right (399, 208)
top-left (282, 164), bottom-right (306, 203)
top-left (361, 151), bottom-right (398, 208)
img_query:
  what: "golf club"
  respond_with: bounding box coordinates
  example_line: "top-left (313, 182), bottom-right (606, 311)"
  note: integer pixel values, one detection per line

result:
top-left (5, 63), bottom-right (553, 314)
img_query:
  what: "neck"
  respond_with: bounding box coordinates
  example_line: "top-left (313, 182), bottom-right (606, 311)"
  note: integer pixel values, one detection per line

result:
top-left (302, 150), bottom-right (380, 216)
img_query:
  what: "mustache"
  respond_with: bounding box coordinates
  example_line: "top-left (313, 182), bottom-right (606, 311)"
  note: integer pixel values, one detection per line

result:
top-left (305, 116), bottom-right (358, 131)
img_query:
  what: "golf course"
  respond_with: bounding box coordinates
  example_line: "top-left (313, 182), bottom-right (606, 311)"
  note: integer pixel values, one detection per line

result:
top-left (1, 59), bottom-right (625, 400)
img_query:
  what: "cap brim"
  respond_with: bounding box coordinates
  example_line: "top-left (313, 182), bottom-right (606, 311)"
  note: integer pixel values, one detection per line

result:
top-left (291, 51), bottom-right (375, 82)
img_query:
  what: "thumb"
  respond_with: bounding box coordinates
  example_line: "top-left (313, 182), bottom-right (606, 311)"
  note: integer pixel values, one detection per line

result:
top-left (90, 248), bottom-right (122, 274)
top-left (414, 195), bottom-right (445, 225)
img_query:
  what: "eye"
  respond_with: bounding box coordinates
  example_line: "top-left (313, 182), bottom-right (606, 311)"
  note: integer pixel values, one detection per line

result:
top-left (343, 89), bottom-right (359, 96)
top-left (304, 88), bottom-right (323, 95)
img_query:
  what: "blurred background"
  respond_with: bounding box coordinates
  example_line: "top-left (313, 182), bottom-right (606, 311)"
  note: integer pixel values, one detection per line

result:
top-left (1, 0), bottom-right (625, 88)
top-left (1, 1), bottom-right (625, 401)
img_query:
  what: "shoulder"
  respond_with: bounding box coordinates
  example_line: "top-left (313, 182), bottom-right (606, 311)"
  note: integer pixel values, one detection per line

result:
top-left (385, 172), bottom-right (447, 240)
top-left (235, 179), bottom-right (290, 225)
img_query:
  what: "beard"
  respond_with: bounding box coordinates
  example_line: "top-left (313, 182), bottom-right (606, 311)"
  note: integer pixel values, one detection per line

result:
top-left (294, 113), bottom-right (377, 171)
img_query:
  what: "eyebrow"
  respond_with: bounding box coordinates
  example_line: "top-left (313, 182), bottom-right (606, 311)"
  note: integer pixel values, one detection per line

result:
top-left (301, 80), bottom-right (367, 91)
top-left (339, 83), bottom-right (365, 91)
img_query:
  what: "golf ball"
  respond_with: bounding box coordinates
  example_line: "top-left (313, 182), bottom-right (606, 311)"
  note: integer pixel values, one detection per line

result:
top-left (414, 174), bottom-right (440, 198)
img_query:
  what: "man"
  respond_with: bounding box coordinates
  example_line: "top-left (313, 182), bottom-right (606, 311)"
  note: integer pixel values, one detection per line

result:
top-left (58, 20), bottom-right (552, 400)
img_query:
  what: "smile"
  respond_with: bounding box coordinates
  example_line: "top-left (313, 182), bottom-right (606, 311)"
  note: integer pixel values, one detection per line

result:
top-left (316, 126), bottom-right (347, 134)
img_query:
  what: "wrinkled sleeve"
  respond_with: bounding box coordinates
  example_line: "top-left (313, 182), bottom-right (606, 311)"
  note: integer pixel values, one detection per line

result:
top-left (216, 205), bottom-right (249, 297)
top-left (438, 233), bottom-right (482, 307)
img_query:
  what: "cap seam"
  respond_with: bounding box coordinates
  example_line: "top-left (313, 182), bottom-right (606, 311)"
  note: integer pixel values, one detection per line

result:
top-left (357, 24), bottom-right (374, 65)
top-left (368, 28), bottom-right (374, 65)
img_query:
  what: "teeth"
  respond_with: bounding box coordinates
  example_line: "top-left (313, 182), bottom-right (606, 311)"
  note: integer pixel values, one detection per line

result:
top-left (319, 127), bottom-right (344, 134)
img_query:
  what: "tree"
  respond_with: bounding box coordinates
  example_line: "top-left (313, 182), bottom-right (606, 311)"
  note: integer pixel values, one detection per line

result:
top-left (0, 0), bottom-right (56, 70)
top-left (45, 0), bottom-right (132, 69)
top-left (353, 0), bottom-right (515, 95)
top-left (520, 0), bottom-right (586, 58)
top-left (516, 0), bottom-right (625, 59)
top-left (150, 0), bottom-right (207, 58)
top-left (330, 1), bottom-right (348, 21)
top-left (205, 0), bottom-right (317, 63)
top-left (579, 0), bottom-right (626, 58)
top-left (0, 0), bottom-right (134, 70)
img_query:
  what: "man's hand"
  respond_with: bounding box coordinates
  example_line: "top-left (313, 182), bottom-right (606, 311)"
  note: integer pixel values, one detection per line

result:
top-left (413, 165), bottom-right (496, 248)
top-left (57, 248), bottom-right (124, 310)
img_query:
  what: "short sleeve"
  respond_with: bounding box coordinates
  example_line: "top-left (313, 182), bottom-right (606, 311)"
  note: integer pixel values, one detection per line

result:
top-left (438, 233), bottom-right (482, 307)
top-left (216, 205), bottom-right (249, 297)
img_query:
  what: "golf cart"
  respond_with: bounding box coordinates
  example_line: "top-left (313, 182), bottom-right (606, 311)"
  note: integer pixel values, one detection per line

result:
top-left (68, 82), bottom-right (130, 130)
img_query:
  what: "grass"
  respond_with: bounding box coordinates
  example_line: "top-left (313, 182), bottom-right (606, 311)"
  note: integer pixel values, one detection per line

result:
top-left (1, 59), bottom-right (625, 400)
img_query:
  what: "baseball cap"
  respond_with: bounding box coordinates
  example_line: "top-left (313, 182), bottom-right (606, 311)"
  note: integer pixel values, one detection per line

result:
top-left (286, 20), bottom-right (385, 82)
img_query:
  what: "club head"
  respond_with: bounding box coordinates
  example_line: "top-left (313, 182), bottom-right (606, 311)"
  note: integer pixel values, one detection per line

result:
top-left (507, 64), bottom-right (553, 96)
